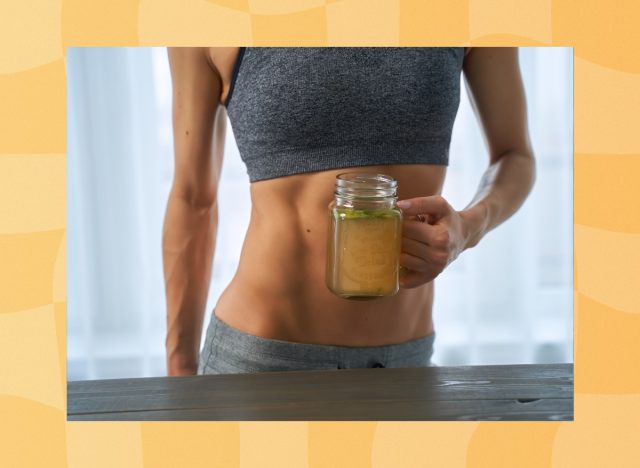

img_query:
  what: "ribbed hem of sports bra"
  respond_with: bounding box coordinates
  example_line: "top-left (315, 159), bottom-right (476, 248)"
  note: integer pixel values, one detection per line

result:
top-left (241, 140), bottom-right (451, 183)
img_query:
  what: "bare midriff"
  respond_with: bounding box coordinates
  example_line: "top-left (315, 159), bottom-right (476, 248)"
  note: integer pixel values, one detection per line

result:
top-left (214, 164), bottom-right (447, 346)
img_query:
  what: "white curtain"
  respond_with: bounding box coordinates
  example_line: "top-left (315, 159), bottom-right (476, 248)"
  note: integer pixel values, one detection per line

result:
top-left (67, 47), bottom-right (573, 380)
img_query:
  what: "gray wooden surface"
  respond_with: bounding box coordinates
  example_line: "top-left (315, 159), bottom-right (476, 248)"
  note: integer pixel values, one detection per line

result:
top-left (67, 363), bottom-right (573, 421)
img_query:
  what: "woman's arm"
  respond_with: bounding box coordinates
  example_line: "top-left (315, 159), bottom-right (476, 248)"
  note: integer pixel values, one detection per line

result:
top-left (398, 47), bottom-right (536, 288)
top-left (163, 47), bottom-right (225, 375)
top-left (458, 47), bottom-right (536, 247)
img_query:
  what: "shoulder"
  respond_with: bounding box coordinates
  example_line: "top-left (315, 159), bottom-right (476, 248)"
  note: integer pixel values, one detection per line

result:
top-left (462, 47), bottom-right (519, 73)
top-left (167, 47), bottom-right (212, 69)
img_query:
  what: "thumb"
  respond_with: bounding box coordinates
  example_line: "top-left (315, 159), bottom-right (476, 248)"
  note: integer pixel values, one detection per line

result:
top-left (397, 196), bottom-right (449, 217)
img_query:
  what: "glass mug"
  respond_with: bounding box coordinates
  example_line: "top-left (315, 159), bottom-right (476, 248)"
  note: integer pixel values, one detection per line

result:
top-left (326, 173), bottom-right (403, 300)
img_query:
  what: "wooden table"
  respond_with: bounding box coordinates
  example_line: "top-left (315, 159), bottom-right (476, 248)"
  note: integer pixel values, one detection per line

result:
top-left (67, 363), bottom-right (573, 421)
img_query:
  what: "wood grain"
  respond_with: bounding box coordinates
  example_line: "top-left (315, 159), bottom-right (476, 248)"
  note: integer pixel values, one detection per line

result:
top-left (67, 363), bottom-right (573, 421)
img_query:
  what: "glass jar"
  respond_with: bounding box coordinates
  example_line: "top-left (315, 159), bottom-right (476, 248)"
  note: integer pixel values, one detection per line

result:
top-left (326, 173), bottom-right (403, 300)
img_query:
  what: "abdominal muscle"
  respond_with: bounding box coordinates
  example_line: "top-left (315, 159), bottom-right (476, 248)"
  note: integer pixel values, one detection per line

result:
top-left (213, 164), bottom-right (447, 346)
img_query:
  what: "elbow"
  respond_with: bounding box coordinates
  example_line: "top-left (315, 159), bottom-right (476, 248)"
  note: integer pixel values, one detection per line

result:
top-left (512, 148), bottom-right (536, 199)
top-left (187, 191), bottom-right (218, 211)
top-left (170, 184), bottom-right (218, 211)
top-left (499, 146), bottom-right (537, 193)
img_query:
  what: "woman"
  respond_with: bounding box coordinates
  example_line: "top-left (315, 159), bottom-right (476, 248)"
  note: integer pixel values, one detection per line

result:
top-left (163, 47), bottom-right (535, 376)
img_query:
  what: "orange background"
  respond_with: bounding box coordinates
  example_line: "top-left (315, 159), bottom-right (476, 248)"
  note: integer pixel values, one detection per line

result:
top-left (1, 1), bottom-right (639, 466)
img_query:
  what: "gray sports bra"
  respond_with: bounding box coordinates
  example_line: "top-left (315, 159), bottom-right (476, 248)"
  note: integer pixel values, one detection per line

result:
top-left (226, 47), bottom-right (464, 182)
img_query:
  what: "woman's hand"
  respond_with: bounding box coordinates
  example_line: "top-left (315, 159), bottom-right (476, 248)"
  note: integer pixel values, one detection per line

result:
top-left (167, 350), bottom-right (199, 376)
top-left (397, 195), bottom-right (475, 289)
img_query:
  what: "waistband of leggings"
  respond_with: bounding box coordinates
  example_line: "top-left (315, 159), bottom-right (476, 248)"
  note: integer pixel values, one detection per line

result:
top-left (210, 311), bottom-right (435, 357)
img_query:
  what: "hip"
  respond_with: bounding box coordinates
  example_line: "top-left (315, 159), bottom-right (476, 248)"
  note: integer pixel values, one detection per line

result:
top-left (198, 311), bottom-right (436, 375)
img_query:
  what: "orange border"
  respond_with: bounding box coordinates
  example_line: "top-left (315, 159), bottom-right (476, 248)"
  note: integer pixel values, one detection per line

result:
top-left (2, 1), bottom-right (639, 466)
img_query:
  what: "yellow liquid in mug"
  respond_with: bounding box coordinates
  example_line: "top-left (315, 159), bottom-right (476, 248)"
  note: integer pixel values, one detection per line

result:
top-left (326, 208), bottom-right (402, 299)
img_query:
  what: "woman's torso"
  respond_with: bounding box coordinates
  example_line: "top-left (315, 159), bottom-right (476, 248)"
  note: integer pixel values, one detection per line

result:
top-left (207, 47), bottom-right (463, 346)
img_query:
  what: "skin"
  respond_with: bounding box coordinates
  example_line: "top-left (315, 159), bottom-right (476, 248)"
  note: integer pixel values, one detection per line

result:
top-left (164, 47), bottom-right (535, 376)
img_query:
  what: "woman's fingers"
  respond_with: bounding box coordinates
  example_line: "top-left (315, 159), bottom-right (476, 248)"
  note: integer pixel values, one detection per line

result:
top-left (399, 237), bottom-right (448, 288)
top-left (401, 237), bottom-right (448, 267)
top-left (397, 195), bottom-right (451, 218)
top-left (401, 221), bottom-right (452, 269)
top-left (402, 219), bottom-right (440, 245)
top-left (401, 237), bottom-right (430, 259)
top-left (397, 197), bottom-right (457, 289)
top-left (399, 252), bottom-right (430, 273)
top-left (399, 269), bottom-right (422, 288)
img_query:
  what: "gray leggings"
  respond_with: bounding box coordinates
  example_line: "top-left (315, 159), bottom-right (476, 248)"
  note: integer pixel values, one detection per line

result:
top-left (198, 312), bottom-right (436, 375)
